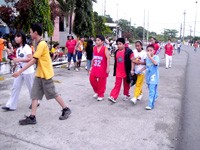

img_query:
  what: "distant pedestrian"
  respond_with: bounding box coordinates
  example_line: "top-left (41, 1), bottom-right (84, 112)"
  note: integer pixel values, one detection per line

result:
top-left (108, 38), bottom-right (134, 103)
top-left (164, 39), bottom-right (174, 69)
top-left (0, 38), bottom-right (6, 72)
top-left (125, 38), bottom-right (130, 48)
top-left (177, 42), bottom-right (181, 53)
top-left (65, 34), bottom-right (78, 71)
top-left (2, 31), bottom-right (35, 111)
top-left (13, 23), bottom-right (71, 125)
top-left (90, 35), bottom-right (110, 101)
top-left (75, 36), bottom-right (84, 70)
top-left (131, 40), bottom-right (146, 104)
top-left (104, 36), bottom-right (110, 50)
top-left (85, 39), bottom-right (93, 74)
top-left (194, 41), bottom-right (198, 52)
top-left (149, 37), bottom-right (160, 55)
top-left (90, 36), bottom-right (96, 47)
top-left (145, 45), bottom-right (159, 110)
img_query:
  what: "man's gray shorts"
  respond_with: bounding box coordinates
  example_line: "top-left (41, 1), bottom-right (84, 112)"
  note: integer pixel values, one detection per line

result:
top-left (31, 77), bottom-right (59, 100)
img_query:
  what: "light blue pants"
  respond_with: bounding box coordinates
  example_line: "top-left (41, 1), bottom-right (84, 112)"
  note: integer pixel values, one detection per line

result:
top-left (148, 84), bottom-right (158, 108)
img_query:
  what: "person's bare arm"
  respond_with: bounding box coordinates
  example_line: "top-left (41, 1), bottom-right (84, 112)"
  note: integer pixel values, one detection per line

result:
top-left (130, 56), bottom-right (135, 76)
top-left (74, 42), bottom-right (79, 55)
top-left (105, 49), bottom-right (110, 73)
top-left (12, 58), bottom-right (37, 78)
top-left (13, 54), bottom-right (33, 63)
top-left (139, 67), bottom-right (146, 73)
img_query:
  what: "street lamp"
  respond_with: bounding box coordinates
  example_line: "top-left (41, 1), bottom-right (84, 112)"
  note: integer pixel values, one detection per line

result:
top-left (194, 1), bottom-right (198, 43)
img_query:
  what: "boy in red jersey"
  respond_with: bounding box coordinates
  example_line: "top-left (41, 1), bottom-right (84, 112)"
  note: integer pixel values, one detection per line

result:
top-left (90, 35), bottom-right (110, 101)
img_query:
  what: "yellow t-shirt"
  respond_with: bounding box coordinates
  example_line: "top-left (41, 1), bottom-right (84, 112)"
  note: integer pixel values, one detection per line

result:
top-left (33, 41), bottom-right (54, 80)
top-left (51, 48), bottom-right (57, 54)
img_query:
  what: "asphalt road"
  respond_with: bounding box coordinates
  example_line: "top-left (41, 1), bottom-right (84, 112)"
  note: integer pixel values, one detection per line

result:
top-left (0, 45), bottom-right (193, 150)
top-left (176, 45), bottom-right (200, 150)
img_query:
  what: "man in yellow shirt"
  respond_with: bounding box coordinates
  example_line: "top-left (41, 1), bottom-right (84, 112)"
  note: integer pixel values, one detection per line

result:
top-left (13, 23), bottom-right (71, 125)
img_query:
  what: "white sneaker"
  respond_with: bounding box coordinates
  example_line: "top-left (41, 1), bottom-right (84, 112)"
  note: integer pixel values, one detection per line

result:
top-left (123, 95), bottom-right (129, 101)
top-left (93, 93), bottom-right (98, 98)
top-left (97, 97), bottom-right (104, 101)
top-left (137, 95), bottom-right (143, 101)
top-left (75, 68), bottom-right (79, 72)
top-left (145, 106), bottom-right (152, 110)
top-left (108, 96), bottom-right (116, 103)
top-left (130, 97), bottom-right (137, 104)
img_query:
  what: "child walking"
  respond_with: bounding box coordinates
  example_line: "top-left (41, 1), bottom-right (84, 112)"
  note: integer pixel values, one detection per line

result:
top-left (13, 23), bottom-right (71, 125)
top-left (130, 41), bottom-right (146, 104)
top-left (90, 35), bottom-right (110, 101)
top-left (108, 38), bottom-right (134, 103)
top-left (145, 45), bottom-right (159, 110)
top-left (164, 39), bottom-right (174, 69)
top-left (75, 36), bottom-right (84, 70)
top-left (2, 31), bottom-right (35, 111)
top-left (85, 39), bottom-right (93, 74)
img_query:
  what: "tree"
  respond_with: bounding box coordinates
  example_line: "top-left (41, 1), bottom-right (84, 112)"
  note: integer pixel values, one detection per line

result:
top-left (105, 15), bottom-right (114, 23)
top-left (93, 11), bottom-right (112, 36)
top-left (73, 0), bottom-right (95, 37)
top-left (15, 0), bottom-right (54, 36)
top-left (163, 29), bottom-right (178, 41)
top-left (57, 0), bottom-right (97, 35)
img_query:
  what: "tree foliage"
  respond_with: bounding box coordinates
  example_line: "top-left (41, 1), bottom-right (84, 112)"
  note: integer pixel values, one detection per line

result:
top-left (0, 0), bottom-right (54, 36)
top-left (93, 11), bottom-right (112, 36)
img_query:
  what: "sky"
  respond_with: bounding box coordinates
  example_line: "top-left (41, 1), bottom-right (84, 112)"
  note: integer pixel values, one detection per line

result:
top-left (93, 0), bottom-right (200, 37)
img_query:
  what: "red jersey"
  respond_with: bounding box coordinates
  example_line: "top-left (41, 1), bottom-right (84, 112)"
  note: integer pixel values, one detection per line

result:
top-left (165, 44), bottom-right (173, 56)
top-left (90, 46), bottom-right (108, 77)
top-left (149, 43), bottom-right (160, 55)
top-left (194, 43), bottom-right (198, 48)
top-left (116, 49), bottom-right (134, 78)
top-left (66, 39), bottom-right (77, 53)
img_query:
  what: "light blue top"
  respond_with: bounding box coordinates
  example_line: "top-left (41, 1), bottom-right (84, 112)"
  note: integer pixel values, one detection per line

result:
top-left (146, 55), bottom-right (159, 85)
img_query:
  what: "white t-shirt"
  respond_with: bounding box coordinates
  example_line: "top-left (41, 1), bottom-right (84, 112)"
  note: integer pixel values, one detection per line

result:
top-left (16, 44), bottom-right (34, 74)
top-left (133, 49), bottom-right (147, 74)
top-left (104, 39), bottom-right (110, 48)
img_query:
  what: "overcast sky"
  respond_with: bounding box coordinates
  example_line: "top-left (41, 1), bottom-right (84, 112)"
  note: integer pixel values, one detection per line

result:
top-left (93, 0), bottom-right (200, 36)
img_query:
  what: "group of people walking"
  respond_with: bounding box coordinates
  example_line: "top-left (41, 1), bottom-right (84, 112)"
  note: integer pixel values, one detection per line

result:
top-left (0, 22), bottom-right (184, 125)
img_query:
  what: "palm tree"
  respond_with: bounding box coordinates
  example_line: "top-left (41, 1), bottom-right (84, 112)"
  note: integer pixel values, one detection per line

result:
top-left (57, 0), bottom-right (96, 34)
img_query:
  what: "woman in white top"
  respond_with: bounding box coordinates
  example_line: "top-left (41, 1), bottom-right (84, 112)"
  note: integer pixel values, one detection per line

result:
top-left (2, 31), bottom-right (35, 111)
top-left (130, 40), bottom-right (147, 104)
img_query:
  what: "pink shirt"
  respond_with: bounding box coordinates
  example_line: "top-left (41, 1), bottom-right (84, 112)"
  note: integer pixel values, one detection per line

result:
top-left (116, 49), bottom-right (134, 78)
top-left (65, 39), bottom-right (77, 53)
top-left (165, 44), bottom-right (173, 56)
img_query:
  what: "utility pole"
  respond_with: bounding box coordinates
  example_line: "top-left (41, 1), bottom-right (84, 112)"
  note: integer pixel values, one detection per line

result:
top-left (183, 10), bottom-right (186, 42)
top-left (146, 10), bottom-right (149, 44)
top-left (143, 9), bottom-right (145, 43)
top-left (190, 25), bottom-right (192, 45)
top-left (116, 3), bottom-right (118, 39)
top-left (104, 0), bottom-right (106, 17)
top-left (180, 23), bottom-right (182, 41)
top-left (194, 1), bottom-right (198, 43)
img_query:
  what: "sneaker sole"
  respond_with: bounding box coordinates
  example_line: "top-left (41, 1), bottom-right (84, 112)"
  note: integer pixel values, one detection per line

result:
top-left (108, 97), bottom-right (116, 103)
top-left (19, 121), bottom-right (37, 125)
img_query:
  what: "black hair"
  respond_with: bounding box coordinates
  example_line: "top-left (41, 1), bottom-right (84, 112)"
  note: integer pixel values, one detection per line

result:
top-left (30, 23), bottom-right (43, 36)
top-left (135, 40), bottom-right (144, 50)
top-left (28, 41), bottom-right (32, 46)
top-left (15, 31), bottom-right (27, 48)
top-left (152, 37), bottom-right (158, 43)
top-left (168, 39), bottom-right (171, 41)
top-left (90, 36), bottom-right (94, 38)
top-left (116, 38), bottom-right (125, 44)
top-left (86, 39), bottom-right (93, 50)
top-left (53, 43), bottom-right (59, 48)
top-left (96, 35), bottom-right (105, 41)
top-left (147, 45), bottom-right (155, 50)
top-left (79, 36), bottom-right (84, 39)
top-left (67, 35), bottom-right (74, 40)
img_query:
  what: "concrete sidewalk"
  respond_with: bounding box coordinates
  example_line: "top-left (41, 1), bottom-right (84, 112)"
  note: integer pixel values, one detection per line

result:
top-left (0, 49), bottom-right (187, 150)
